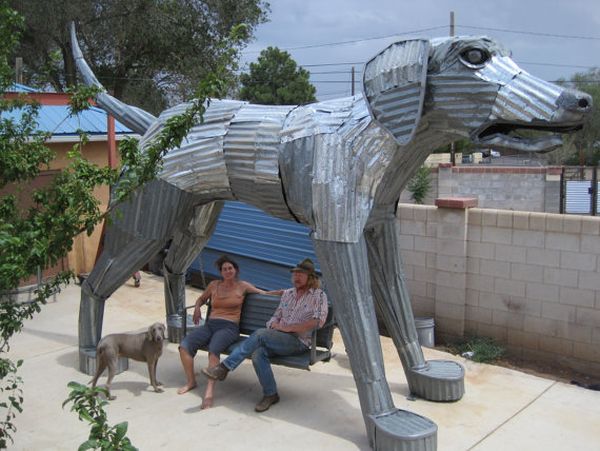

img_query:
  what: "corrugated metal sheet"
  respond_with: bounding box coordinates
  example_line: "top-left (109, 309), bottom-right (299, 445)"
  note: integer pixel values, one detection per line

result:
top-left (225, 103), bottom-right (295, 219)
top-left (1, 104), bottom-right (132, 136)
top-left (70, 24), bottom-right (156, 135)
top-left (189, 201), bottom-right (319, 290)
top-left (159, 100), bottom-right (244, 197)
top-left (565, 181), bottom-right (593, 214)
top-left (280, 96), bottom-right (355, 142)
top-left (363, 39), bottom-right (429, 145)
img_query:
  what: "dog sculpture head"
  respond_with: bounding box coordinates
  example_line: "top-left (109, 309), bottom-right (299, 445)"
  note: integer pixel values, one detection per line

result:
top-left (147, 323), bottom-right (165, 342)
top-left (363, 36), bottom-right (592, 152)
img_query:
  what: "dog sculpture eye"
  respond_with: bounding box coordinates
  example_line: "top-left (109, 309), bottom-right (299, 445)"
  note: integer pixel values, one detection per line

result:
top-left (459, 48), bottom-right (491, 69)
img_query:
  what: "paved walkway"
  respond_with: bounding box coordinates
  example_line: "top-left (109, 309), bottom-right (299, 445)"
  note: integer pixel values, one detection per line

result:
top-left (8, 273), bottom-right (600, 450)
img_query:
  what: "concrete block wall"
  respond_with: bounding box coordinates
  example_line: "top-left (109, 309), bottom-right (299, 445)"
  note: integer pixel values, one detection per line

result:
top-left (397, 201), bottom-right (600, 377)
top-left (439, 166), bottom-right (547, 211)
top-left (399, 165), bottom-right (564, 213)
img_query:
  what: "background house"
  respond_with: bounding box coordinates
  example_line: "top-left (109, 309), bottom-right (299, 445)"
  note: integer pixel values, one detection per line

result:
top-left (1, 84), bottom-right (136, 283)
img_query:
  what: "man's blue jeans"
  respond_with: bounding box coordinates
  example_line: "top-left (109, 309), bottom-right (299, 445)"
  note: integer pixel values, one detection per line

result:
top-left (222, 328), bottom-right (308, 396)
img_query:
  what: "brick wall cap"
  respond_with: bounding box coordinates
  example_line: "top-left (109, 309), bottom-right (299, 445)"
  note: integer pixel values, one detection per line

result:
top-left (435, 197), bottom-right (479, 209)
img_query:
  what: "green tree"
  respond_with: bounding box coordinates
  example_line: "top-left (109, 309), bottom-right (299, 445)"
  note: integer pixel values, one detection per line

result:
top-left (547, 69), bottom-right (600, 166)
top-left (239, 46), bottom-right (316, 105)
top-left (10, 0), bottom-right (270, 114)
top-left (0, 0), bottom-right (247, 444)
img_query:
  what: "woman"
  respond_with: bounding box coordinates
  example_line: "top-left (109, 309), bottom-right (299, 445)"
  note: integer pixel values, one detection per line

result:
top-left (177, 255), bottom-right (265, 409)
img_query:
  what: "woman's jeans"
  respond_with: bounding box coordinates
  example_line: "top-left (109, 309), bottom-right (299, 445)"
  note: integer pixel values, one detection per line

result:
top-left (222, 328), bottom-right (308, 396)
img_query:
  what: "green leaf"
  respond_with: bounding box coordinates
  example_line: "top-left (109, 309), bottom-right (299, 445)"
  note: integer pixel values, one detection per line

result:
top-left (78, 439), bottom-right (98, 451)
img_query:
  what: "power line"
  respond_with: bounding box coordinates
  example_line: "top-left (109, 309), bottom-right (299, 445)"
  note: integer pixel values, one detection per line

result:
top-left (309, 80), bottom-right (351, 84)
top-left (304, 70), bottom-right (355, 75)
top-left (517, 61), bottom-right (597, 70)
top-left (300, 62), bottom-right (363, 67)
top-left (458, 25), bottom-right (600, 41)
top-left (242, 24), bottom-right (600, 60)
top-left (243, 26), bottom-right (448, 54)
top-left (317, 90), bottom-right (353, 98)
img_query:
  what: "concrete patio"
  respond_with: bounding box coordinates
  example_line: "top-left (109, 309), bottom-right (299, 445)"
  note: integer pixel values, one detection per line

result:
top-left (8, 273), bottom-right (600, 450)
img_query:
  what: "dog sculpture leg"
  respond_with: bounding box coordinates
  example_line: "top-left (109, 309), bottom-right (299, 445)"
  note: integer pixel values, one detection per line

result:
top-left (162, 201), bottom-right (224, 343)
top-left (313, 237), bottom-right (437, 451)
top-left (79, 179), bottom-right (199, 374)
top-left (365, 208), bottom-right (464, 401)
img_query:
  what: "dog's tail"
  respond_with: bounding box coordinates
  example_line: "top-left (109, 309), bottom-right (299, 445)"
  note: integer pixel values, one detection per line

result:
top-left (69, 22), bottom-right (156, 135)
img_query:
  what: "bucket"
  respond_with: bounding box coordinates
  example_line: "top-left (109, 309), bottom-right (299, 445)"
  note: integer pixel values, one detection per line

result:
top-left (415, 317), bottom-right (435, 348)
top-left (167, 314), bottom-right (184, 343)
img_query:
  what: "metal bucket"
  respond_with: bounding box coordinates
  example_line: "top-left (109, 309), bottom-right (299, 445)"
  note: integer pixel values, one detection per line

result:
top-left (167, 314), bottom-right (184, 343)
top-left (415, 317), bottom-right (435, 348)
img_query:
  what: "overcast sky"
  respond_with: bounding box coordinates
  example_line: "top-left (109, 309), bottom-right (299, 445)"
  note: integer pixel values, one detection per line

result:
top-left (239, 0), bottom-right (600, 100)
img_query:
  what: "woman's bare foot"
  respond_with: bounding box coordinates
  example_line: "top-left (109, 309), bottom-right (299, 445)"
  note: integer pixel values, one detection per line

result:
top-left (177, 383), bottom-right (197, 394)
top-left (201, 396), bottom-right (213, 409)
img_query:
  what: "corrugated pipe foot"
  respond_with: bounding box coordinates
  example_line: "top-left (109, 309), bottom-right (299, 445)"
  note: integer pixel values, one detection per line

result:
top-left (79, 347), bottom-right (128, 376)
top-left (368, 409), bottom-right (437, 451)
top-left (407, 360), bottom-right (465, 402)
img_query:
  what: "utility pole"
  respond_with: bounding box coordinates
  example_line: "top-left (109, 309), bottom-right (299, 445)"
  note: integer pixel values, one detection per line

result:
top-left (351, 66), bottom-right (355, 96)
top-left (449, 11), bottom-right (456, 166)
top-left (15, 57), bottom-right (23, 84)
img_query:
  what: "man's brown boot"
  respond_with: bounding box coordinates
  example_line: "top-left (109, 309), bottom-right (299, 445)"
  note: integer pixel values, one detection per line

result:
top-left (255, 393), bottom-right (280, 412)
top-left (202, 363), bottom-right (229, 381)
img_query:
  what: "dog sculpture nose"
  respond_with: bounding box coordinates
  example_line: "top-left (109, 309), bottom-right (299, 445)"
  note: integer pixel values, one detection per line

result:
top-left (557, 89), bottom-right (593, 113)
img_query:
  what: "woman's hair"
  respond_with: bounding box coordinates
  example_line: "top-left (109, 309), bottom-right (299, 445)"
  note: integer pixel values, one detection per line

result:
top-left (215, 255), bottom-right (240, 276)
top-left (306, 273), bottom-right (320, 289)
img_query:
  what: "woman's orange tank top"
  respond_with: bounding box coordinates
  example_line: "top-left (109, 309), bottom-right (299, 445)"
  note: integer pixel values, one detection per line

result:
top-left (210, 282), bottom-right (244, 323)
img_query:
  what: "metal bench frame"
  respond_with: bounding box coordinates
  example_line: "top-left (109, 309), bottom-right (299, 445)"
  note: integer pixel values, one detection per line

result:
top-left (182, 293), bottom-right (335, 370)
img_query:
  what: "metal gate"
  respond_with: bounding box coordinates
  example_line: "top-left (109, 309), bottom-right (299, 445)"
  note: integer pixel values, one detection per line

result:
top-left (560, 167), bottom-right (599, 215)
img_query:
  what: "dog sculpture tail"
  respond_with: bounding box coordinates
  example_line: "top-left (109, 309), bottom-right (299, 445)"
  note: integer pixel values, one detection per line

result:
top-left (69, 22), bottom-right (156, 135)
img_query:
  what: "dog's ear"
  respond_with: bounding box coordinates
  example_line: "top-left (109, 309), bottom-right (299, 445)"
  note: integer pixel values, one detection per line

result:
top-left (363, 39), bottom-right (430, 146)
top-left (147, 325), bottom-right (153, 341)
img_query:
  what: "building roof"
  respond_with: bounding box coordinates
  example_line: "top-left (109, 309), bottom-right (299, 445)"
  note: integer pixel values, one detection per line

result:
top-left (2, 84), bottom-right (135, 141)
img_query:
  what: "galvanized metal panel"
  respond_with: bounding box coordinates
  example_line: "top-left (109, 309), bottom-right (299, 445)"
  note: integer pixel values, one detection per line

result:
top-left (280, 96), bottom-right (355, 142)
top-left (224, 103), bottom-right (295, 219)
top-left (566, 180), bottom-right (592, 214)
top-left (427, 74), bottom-right (497, 129)
top-left (158, 100), bottom-right (244, 196)
top-left (363, 39), bottom-right (429, 145)
top-left (70, 23), bottom-right (156, 135)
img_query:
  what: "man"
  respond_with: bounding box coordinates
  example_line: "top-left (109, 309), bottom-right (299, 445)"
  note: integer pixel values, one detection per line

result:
top-left (202, 258), bottom-right (328, 412)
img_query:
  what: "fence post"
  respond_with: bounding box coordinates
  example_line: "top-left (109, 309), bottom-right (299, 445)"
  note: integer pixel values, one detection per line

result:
top-left (592, 167), bottom-right (598, 216)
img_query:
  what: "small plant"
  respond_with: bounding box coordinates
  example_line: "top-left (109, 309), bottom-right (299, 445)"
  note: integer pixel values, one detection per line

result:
top-left (406, 166), bottom-right (431, 204)
top-left (453, 336), bottom-right (505, 363)
top-left (63, 382), bottom-right (137, 451)
top-left (0, 359), bottom-right (23, 449)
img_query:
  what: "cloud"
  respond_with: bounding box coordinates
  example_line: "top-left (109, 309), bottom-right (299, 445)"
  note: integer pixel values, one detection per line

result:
top-left (241, 0), bottom-right (600, 99)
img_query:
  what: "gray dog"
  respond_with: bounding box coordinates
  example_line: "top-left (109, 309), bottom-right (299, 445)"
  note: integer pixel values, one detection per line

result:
top-left (91, 322), bottom-right (166, 399)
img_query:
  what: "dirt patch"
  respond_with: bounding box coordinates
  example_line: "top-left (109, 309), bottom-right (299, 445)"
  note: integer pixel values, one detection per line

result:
top-left (437, 344), bottom-right (600, 388)
top-left (493, 355), bottom-right (599, 387)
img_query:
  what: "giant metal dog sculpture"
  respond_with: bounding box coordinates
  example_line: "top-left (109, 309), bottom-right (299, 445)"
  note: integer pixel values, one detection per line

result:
top-left (71, 24), bottom-right (590, 450)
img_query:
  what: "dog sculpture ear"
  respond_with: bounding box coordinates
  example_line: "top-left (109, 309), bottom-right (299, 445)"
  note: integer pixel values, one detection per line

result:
top-left (363, 39), bottom-right (430, 146)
